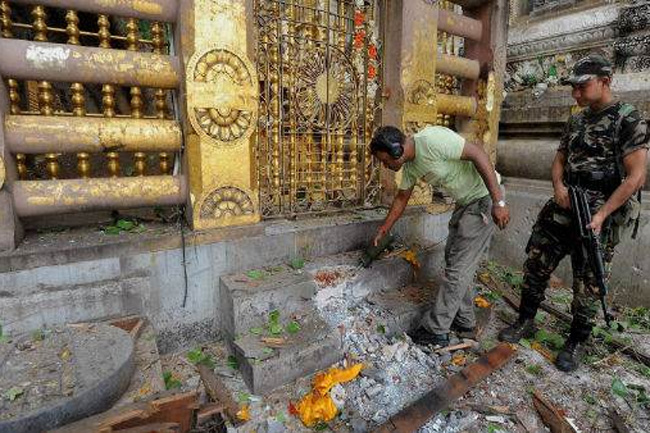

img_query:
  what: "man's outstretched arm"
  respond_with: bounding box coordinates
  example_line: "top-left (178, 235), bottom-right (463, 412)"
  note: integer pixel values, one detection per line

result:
top-left (374, 187), bottom-right (413, 245)
top-left (460, 141), bottom-right (510, 229)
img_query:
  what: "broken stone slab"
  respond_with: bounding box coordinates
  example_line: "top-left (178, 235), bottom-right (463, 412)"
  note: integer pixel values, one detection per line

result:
top-left (306, 252), bottom-right (415, 302)
top-left (232, 312), bottom-right (343, 395)
top-left (367, 285), bottom-right (437, 336)
top-left (0, 323), bottom-right (134, 433)
top-left (219, 265), bottom-right (317, 340)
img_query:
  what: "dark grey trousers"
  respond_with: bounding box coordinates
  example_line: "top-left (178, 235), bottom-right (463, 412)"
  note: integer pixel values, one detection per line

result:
top-left (421, 195), bottom-right (496, 334)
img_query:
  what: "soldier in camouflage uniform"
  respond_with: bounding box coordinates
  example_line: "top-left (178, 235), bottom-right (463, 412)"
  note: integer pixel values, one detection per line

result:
top-left (498, 55), bottom-right (649, 371)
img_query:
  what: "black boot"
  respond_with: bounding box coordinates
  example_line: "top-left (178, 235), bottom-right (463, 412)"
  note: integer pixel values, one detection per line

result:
top-left (451, 320), bottom-right (477, 340)
top-left (408, 327), bottom-right (450, 347)
top-left (555, 339), bottom-right (586, 372)
top-left (497, 318), bottom-right (537, 343)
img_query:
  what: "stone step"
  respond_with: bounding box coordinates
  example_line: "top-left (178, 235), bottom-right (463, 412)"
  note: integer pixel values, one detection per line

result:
top-left (232, 311), bottom-right (342, 395)
top-left (219, 265), bottom-right (318, 340)
top-left (367, 284), bottom-right (437, 337)
top-left (305, 250), bottom-right (415, 303)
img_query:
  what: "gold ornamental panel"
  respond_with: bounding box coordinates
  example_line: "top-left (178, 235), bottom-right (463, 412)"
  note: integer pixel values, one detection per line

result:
top-left (186, 46), bottom-right (258, 148)
top-left (197, 185), bottom-right (255, 222)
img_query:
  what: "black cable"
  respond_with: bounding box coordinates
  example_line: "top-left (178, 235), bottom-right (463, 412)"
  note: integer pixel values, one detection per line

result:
top-left (179, 205), bottom-right (189, 308)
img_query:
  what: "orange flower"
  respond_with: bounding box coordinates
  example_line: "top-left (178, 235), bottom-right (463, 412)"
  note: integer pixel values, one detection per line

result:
top-left (354, 30), bottom-right (365, 49)
top-left (368, 43), bottom-right (377, 60)
top-left (354, 10), bottom-right (365, 27)
top-left (368, 65), bottom-right (376, 79)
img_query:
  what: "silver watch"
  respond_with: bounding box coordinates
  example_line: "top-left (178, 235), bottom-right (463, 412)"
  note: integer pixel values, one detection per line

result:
top-left (495, 199), bottom-right (507, 208)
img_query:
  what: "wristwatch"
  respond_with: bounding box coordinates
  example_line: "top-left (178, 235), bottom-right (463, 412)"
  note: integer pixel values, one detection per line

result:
top-left (495, 199), bottom-right (507, 208)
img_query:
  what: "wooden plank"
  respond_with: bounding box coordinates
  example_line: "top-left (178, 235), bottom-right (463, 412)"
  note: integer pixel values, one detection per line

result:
top-left (197, 364), bottom-right (239, 422)
top-left (532, 390), bottom-right (578, 433)
top-left (113, 423), bottom-right (180, 433)
top-left (49, 392), bottom-right (198, 433)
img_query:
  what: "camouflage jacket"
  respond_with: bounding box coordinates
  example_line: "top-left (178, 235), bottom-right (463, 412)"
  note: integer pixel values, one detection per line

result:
top-left (558, 102), bottom-right (649, 199)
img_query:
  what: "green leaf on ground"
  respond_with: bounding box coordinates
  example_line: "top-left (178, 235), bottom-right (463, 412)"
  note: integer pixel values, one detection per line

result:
top-left (376, 324), bottom-right (386, 334)
top-left (103, 226), bottom-right (122, 235)
top-left (0, 324), bottom-right (7, 344)
top-left (519, 338), bottom-right (532, 349)
top-left (287, 321), bottom-right (301, 334)
top-left (227, 355), bottom-right (239, 370)
top-left (314, 421), bottom-right (329, 431)
top-left (583, 394), bottom-right (596, 405)
top-left (275, 411), bottom-right (287, 423)
top-left (187, 348), bottom-right (215, 369)
top-left (289, 258), bottom-right (305, 270)
top-left (269, 323), bottom-right (283, 336)
top-left (116, 219), bottom-right (135, 231)
top-left (163, 371), bottom-right (182, 390)
top-left (525, 364), bottom-right (542, 376)
top-left (4, 387), bottom-right (23, 402)
top-left (249, 327), bottom-right (264, 335)
top-left (246, 270), bottom-right (266, 280)
top-left (262, 347), bottom-right (274, 355)
top-left (238, 391), bottom-right (251, 403)
top-left (269, 310), bottom-right (280, 324)
top-left (612, 378), bottom-right (629, 398)
top-left (534, 329), bottom-right (565, 350)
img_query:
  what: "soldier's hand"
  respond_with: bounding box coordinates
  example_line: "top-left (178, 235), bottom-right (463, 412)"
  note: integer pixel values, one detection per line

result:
top-left (492, 205), bottom-right (510, 230)
top-left (587, 211), bottom-right (606, 235)
top-left (554, 185), bottom-right (571, 209)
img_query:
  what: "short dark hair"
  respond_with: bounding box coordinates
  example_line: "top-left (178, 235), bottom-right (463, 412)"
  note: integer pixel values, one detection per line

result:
top-left (370, 126), bottom-right (405, 155)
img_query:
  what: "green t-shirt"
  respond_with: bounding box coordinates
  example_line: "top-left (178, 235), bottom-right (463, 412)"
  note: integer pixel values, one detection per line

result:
top-left (398, 126), bottom-right (489, 206)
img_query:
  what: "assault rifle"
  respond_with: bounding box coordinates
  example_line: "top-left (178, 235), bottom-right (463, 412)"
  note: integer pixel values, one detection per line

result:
top-left (568, 186), bottom-right (613, 327)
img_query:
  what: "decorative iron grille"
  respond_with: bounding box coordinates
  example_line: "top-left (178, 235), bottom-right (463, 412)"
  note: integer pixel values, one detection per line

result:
top-left (255, 0), bottom-right (382, 217)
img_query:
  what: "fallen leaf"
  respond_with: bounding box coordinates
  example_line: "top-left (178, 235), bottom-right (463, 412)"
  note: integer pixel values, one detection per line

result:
top-left (288, 401), bottom-right (299, 415)
top-left (451, 354), bottom-right (466, 366)
top-left (531, 341), bottom-right (555, 362)
top-left (4, 387), bottom-right (23, 402)
top-left (474, 296), bottom-right (491, 308)
top-left (59, 347), bottom-right (71, 362)
top-left (237, 404), bottom-right (251, 422)
top-left (400, 249), bottom-right (420, 270)
top-left (261, 337), bottom-right (287, 348)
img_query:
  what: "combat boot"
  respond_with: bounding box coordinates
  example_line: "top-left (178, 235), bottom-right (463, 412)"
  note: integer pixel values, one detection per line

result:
top-left (555, 339), bottom-right (586, 372)
top-left (497, 318), bottom-right (537, 343)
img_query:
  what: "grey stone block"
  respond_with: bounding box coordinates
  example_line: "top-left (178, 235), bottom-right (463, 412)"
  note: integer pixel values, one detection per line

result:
top-left (232, 312), bottom-right (342, 394)
top-left (367, 285), bottom-right (437, 336)
top-left (219, 266), bottom-right (317, 339)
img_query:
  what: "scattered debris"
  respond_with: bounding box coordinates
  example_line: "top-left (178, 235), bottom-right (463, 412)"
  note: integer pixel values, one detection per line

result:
top-left (374, 344), bottom-right (516, 433)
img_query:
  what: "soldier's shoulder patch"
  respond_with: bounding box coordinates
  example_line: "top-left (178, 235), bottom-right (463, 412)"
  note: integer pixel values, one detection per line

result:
top-left (618, 103), bottom-right (636, 118)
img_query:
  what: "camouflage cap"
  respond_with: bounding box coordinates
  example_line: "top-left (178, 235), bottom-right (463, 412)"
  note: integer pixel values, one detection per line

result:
top-left (562, 54), bottom-right (613, 85)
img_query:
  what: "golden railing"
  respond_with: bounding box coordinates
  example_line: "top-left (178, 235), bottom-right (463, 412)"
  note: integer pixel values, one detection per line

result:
top-left (255, 0), bottom-right (382, 217)
top-left (0, 1), bottom-right (178, 182)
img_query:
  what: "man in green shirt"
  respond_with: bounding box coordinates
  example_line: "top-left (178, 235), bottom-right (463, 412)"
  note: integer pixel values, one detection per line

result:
top-left (371, 125), bottom-right (510, 346)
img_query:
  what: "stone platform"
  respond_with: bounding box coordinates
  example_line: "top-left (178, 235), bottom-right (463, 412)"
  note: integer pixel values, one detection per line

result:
top-left (0, 323), bottom-right (134, 433)
top-left (0, 207), bottom-right (450, 353)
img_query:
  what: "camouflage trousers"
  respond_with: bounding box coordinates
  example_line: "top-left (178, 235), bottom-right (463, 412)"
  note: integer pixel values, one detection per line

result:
top-left (519, 198), bottom-right (619, 341)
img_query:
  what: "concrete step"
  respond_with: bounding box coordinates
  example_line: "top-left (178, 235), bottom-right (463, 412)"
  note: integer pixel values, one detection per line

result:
top-left (367, 284), bottom-right (437, 337)
top-left (219, 265), bottom-right (318, 340)
top-left (232, 311), bottom-right (342, 395)
top-left (305, 250), bottom-right (415, 302)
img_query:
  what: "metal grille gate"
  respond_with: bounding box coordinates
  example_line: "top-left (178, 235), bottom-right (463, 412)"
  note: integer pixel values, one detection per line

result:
top-left (255, 0), bottom-right (382, 217)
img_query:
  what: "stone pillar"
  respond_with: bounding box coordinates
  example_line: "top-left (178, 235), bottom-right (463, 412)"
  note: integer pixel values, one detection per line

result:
top-left (0, 79), bottom-right (24, 251)
top-left (380, 0), bottom-right (439, 204)
top-left (459, 0), bottom-right (509, 165)
top-left (176, 0), bottom-right (260, 229)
